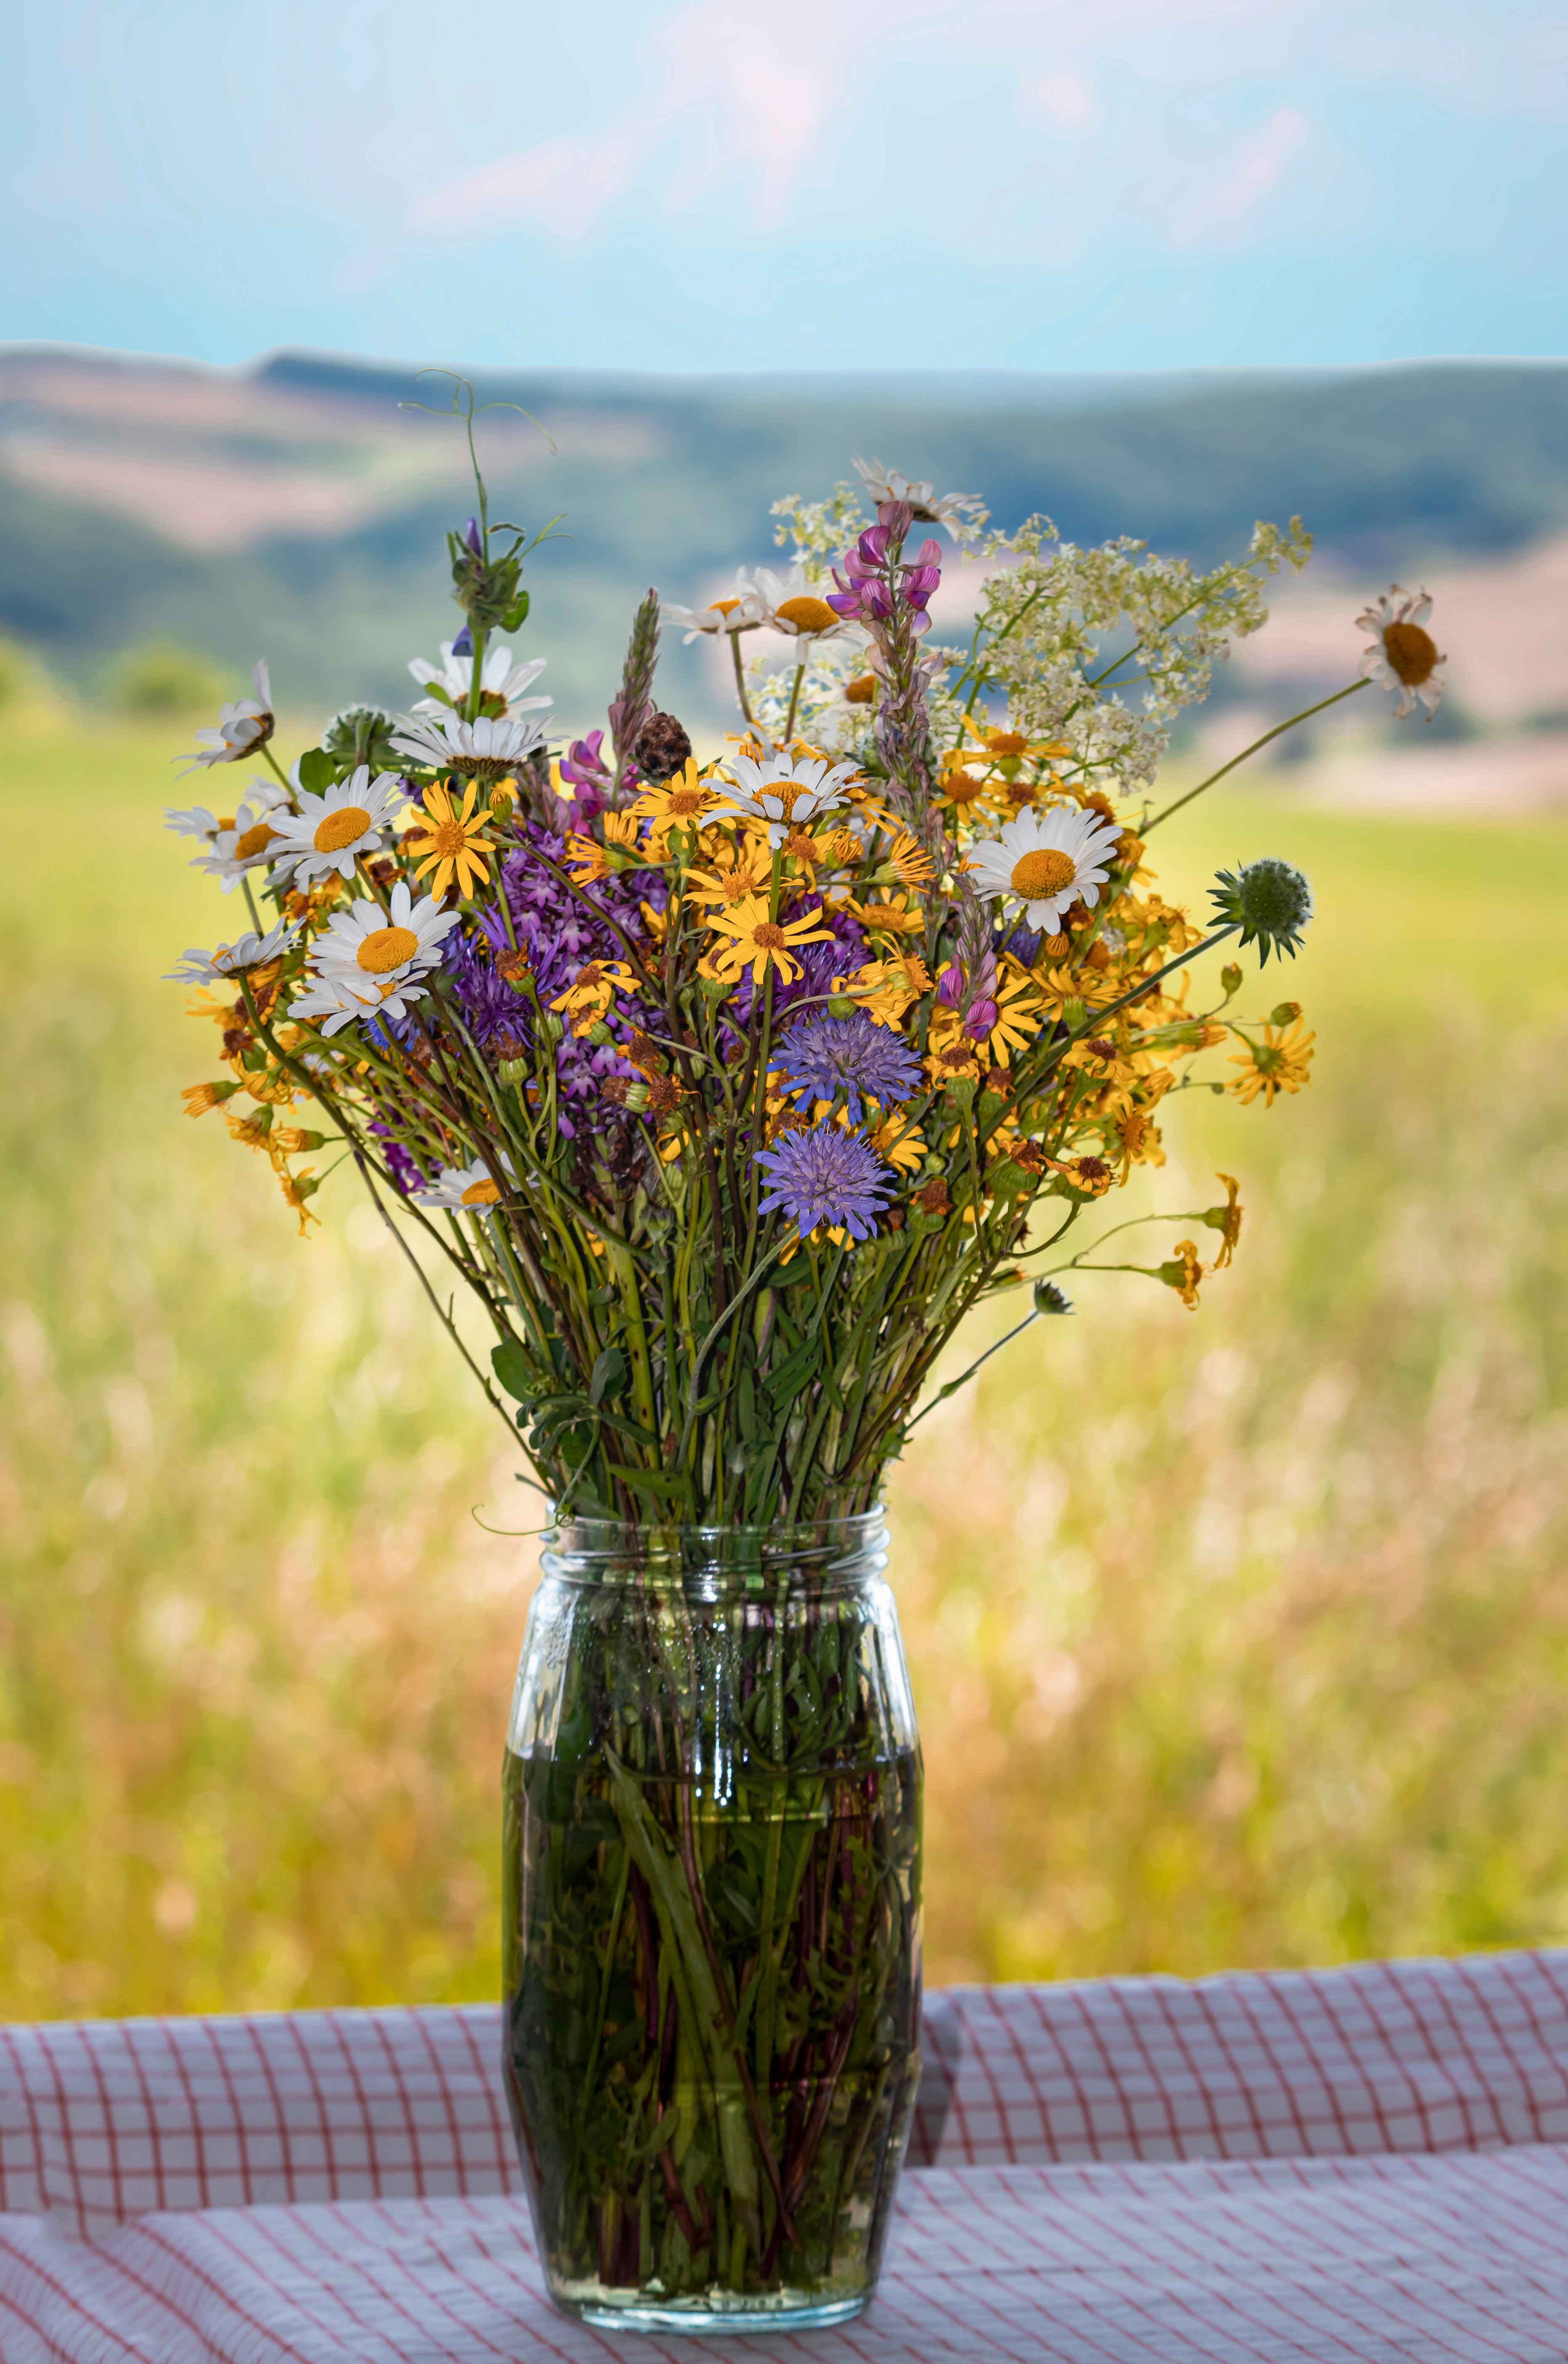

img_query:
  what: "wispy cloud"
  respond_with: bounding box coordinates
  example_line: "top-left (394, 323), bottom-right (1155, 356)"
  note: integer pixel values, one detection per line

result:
top-left (1168, 107), bottom-right (1312, 248)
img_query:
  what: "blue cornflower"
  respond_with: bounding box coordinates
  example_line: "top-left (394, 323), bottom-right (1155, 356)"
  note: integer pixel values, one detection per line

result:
top-left (775, 1011), bottom-right (922, 1125)
top-left (755, 1124), bottom-right (894, 1242)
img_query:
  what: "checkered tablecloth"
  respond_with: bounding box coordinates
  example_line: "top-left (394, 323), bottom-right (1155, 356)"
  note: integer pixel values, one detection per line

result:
top-left (4, 1949), bottom-right (1568, 2360)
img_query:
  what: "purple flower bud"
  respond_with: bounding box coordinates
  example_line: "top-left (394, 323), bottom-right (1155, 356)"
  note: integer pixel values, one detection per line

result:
top-left (937, 961), bottom-right (964, 1008)
top-left (877, 500), bottom-right (914, 540)
top-left (904, 562), bottom-right (941, 609)
top-left (857, 524), bottom-right (893, 567)
top-left (464, 517), bottom-right (483, 555)
top-left (451, 624), bottom-right (473, 657)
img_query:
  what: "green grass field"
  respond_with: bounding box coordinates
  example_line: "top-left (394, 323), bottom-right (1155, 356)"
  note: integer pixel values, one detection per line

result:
top-left (4, 714), bottom-right (1568, 2014)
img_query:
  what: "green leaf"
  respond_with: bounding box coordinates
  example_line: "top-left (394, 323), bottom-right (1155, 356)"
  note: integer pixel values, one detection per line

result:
top-left (764, 1340), bottom-right (820, 1406)
top-left (589, 1346), bottom-right (628, 1406)
top-left (296, 746), bottom-right (335, 792)
top-left (501, 590), bottom-right (531, 631)
top-left (491, 1338), bottom-right (535, 1400)
top-left (605, 1462), bottom-right (689, 1503)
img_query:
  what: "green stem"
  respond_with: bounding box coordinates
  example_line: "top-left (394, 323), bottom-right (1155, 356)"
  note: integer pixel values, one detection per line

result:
top-left (729, 633), bottom-right (756, 728)
top-left (1143, 677), bottom-right (1370, 832)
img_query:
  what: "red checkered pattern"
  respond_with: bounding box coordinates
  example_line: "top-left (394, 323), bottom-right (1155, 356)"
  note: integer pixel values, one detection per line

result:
top-left (2, 1951), bottom-right (1567, 2361)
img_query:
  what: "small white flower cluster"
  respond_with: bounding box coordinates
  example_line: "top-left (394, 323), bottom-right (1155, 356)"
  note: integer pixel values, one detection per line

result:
top-left (971, 514), bottom-right (1313, 791)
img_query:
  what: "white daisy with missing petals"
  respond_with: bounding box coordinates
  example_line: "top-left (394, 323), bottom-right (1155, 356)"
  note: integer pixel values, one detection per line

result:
top-left (178, 660), bottom-right (274, 771)
top-left (313, 880), bottom-right (460, 1001)
top-left (1356, 585), bottom-right (1446, 719)
top-left (411, 1154), bottom-right (516, 1212)
top-left (267, 766), bottom-right (407, 885)
top-left (165, 918), bottom-right (297, 985)
top-left (852, 459), bottom-right (984, 541)
top-left (193, 776), bottom-right (294, 892)
top-left (710, 749), bottom-right (860, 847)
top-left (964, 804), bottom-right (1123, 933)
top-left (164, 801), bottom-right (225, 842)
top-left (390, 710), bottom-right (547, 777)
top-left (407, 642), bottom-right (552, 723)
top-left (663, 575), bottom-right (763, 643)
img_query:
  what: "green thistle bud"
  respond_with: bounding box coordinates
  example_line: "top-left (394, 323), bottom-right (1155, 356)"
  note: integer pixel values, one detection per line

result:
top-left (1033, 1280), bottom-right (1073, 1316)
top-left (586, 1020), bottom-right (615, 1047)
top-left (826, 994), bottom-right (858, 1019)
top-left (698, 974), bottom-right (731, 1000)
top-left (538, 1012), bottom-right (565, 1042)
top-left (498, 1056), bottom-right (531, 1086)
top-left (1209, 858), bottom-right (1313, 966)
top-left (324, 705), bottom-right (400, 773)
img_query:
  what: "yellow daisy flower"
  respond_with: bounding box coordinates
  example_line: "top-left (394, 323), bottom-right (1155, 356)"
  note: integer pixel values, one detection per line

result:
top-left (684, 849), bottom-right (771, 908)
top-left (1228, 1019), bottom-right (1315, 1107)
top-left (564, 832), bottom-right (608, 884)
top-left (632, 759), bottom-right (719, 849)
top-left (406, 780), bottom-right (495, 899)
top-left (705, 896), bottom-right (835, 985)
top-left (1158, 1239), bottom-right (1204, 1309)
top-left (836, 955), bottom-right (931, 1028)
top-left (549, 958), bottom-right (641, 1035)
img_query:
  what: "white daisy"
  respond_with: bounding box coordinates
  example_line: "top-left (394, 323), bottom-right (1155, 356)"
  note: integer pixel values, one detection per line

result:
top-left (1356, 585), bottom-right (1446, 719)
top-left (964, 805), bottom-right (1124, 933)
top-left (737, 564), bottom-right (855, 647)
top-left (852, 459), bottom-right (984, 541)
top-left (164, 801), bottom-right (225, 842)
top-left (407, 642), bottom-right (552, 723)
top-left (314, 880), bottom-right (460, 998)
top-left (710, 749), bottom-right (859, 847)
top-left (178, 660), bottom-right (274, 772)
top-left (663, 576), bottom-right (763, 644)
top-left (266, 766), bottom-right (407, 885)
top-left (389, 710), bottom-right (547, 777)
top-left (288, 971), bottom-right (383, 1036)
top-left (165, 919), bottom-right (296, 985)
top-left (411, 1154), bottom-right (516, 1212)
top-left (192, 776), bottom-right (294, 892)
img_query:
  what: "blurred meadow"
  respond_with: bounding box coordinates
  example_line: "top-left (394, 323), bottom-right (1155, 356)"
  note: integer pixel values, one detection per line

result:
top-left (4, 700), bottom-right (1568, 2018)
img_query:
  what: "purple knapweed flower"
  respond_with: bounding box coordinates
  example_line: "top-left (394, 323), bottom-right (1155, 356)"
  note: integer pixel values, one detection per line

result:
top-left (755, 1123), bottom-right (894, 1242)
top-left (775, 1011), bottom-right (921, 1125)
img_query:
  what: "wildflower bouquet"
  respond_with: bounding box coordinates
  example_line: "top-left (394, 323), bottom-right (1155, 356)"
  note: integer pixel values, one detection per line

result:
top-left (165, 405), bottom-right (1442, 2326)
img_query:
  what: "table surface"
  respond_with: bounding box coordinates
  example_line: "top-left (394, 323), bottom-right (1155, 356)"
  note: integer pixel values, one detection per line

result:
top-left (4, 1947), bottom-right (1568, 2361)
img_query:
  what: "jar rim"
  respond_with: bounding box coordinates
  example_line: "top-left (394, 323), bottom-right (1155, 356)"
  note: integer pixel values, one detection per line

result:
top-left (539, 1507), bottom-right (888, 1584)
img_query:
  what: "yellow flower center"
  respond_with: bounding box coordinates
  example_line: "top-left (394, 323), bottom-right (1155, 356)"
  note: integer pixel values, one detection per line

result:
top-left (945, 770), bottom-right (985, 804)
top-left (314, 804), bottom-right (372, 852)
top-left (710, 597), bottom-right (742, 616)
top-left (667, 786), bottom-right (706, 816)
top-left (752, 921), bottom-right (786, 951)
top-left (356, 924), bottom-right (419, 974)
top-left (424, 819), bottom-right (472, 857)
top-left (845, 674), bottom-right (877, 705)
top-left (1011, 848), bottom-right (1078, 900)
top-left (235, 820), bottom-right (279, 860)
top-left (1382, 620), bottom-right (1438, 686)
top-left (774, 594), bottom-right (839, 636)
top-left (988, 731), bottom-right (1029, 757)
top-left (460, 1177), bottom-right (501, 1206)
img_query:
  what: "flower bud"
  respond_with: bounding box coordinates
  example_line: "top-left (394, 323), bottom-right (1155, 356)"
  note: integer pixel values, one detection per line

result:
top-left (826, 993), bottom-right (858, 1019)
top-left (498, 1056), bottom-right (531, 1086)
top-left (1269, 1000), bottom-right (1302, 1026)
top-left (586, 1020), bottom-right (615, 1046)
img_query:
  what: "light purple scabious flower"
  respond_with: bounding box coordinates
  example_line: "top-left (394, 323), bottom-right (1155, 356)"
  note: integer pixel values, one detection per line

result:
top-left (755, 1123), bottom-right (894, 1242)
top-left (776, 1011), bottom-right (921, 1125)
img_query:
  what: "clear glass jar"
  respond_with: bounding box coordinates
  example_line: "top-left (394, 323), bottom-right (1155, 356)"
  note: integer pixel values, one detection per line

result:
top-left (502, 1511), bottom-right (922, 2335)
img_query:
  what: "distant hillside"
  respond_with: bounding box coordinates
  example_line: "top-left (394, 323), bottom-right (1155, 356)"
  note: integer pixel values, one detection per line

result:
top-left (1, 345), bottom-right (1564, 732)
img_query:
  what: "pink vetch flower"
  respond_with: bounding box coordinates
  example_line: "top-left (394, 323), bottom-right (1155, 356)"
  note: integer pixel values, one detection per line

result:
top-left (963, 998), bottom-right (998, 1044)
top-left (936, 961), bottom-right (966, 1008)
top-left (560, 729), bottom-right (616, 820)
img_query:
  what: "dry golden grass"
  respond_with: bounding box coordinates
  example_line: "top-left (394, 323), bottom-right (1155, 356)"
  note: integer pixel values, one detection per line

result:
top-left (4, 717), bottom-right (1568, 2013)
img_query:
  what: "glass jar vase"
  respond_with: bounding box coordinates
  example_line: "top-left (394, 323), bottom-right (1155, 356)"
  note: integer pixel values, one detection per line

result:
top-left (502, 1511), bottom-right (922, 2335)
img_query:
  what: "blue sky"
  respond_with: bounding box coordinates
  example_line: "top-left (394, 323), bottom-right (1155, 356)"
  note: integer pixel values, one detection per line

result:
top-left (10, 0), bottom-right (1566, 373)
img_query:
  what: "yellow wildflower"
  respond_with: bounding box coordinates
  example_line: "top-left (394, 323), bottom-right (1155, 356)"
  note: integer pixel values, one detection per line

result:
top-left (684, 849), bottom-right (771, 908)
top-left (854, 892), bottom-right (926, 940)
top-left (1228, 1018), bottom-right (1315, 1107)
top-left (633, 759), bottom-right (718, 849)
top-left (549, 958), bottom-right (641, 1035)
top-left (405, 780), bottom-right (495, 899)
top-left (278, 1165), bottom-right (320, 1237)
top-left (1158, 1239), bottom-right (1204, 1310)
top-left (704, 897), bottom-right (835, 985)
top-left (1202, 1173), bottom-right (1243, 1267)
top-left (1048, 1152), bottom-right (1115, 1199)
top-left (564, 832), bottom-right (608, 884)
top-left (869, 1113), bottom-right (924, 1174)
top-left (181, 1080), bottom-right (238, 1117)
top-left (923, 1009), bottom-right (983, 1088)
top-left (837, 955), bottom-right (930, 1029)
top-left (974, 964), bottom-right (1045, 1065)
